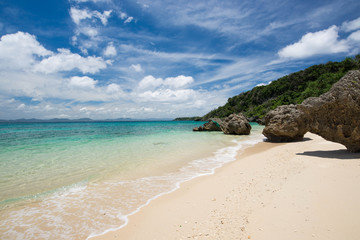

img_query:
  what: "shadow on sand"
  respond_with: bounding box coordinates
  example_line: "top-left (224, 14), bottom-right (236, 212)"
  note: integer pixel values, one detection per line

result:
top-left (263, 137), bottom-right (313, 143)
top-left (297, 150), bottom-right (360, 160)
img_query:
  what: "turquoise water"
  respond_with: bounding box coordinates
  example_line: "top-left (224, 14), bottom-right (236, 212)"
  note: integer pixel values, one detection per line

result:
top-left (0, 121), bottom-right (264, 239)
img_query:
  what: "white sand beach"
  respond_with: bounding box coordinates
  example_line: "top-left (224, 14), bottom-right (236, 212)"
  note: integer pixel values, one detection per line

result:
top-left (94, 133), bottom-right (360, 240)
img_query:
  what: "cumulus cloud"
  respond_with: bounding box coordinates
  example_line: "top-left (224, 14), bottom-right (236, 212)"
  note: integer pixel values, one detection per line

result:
top-left (278, 26), bottom-right (349, 59)
top-left (0, 31), bottom-right (52, 70)
top-left (69, 76), bottom-right (98, 89)
top-left (130, 64), bottom-right (143, 72)
top-left (70, 7), bottom-right (112, 26)
top-left (138, 75), bottom-right (163, 89)
top-left (103, 42), bottom-right (117, 57)
top-left (34, 48), bottom-right (107, 74)
top-left (106, 83), bottom-right (121, 93)
top-left (0, 32), bottom-right (108, 74)
top-left (138, 75), bottom-right (194, 90)
top-left (341, 17), bottom-right (360, 32)
top-left (164, 75), bottom-right (194, 88)
top-left (136, 75), bottom-right (197, 103)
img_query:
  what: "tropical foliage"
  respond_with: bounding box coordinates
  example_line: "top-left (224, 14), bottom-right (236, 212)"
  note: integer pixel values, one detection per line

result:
top-left (203, 56), bottom-right (360, 121)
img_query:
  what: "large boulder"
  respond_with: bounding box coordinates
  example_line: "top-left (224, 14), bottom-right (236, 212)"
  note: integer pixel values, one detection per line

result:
top-left (221, 113), bottom-right (251, 135)
top-left (262, 104), bottom-right (308, 142)
top-left (298, 70), bottom-right (360, 152)
top-left (193, 118), bottom-right (224, 131)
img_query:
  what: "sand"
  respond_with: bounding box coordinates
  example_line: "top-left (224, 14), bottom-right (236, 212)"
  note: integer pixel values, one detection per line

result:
top-left (93, 133), bottom-right (360, 240)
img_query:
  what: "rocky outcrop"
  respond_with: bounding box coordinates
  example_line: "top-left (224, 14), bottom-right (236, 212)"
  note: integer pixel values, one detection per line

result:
top-left (193, 118), bottom-right (224, 131)
top-left (262, 104), bottom-right (308, 142)
top-left (193, 114), bottom-right (251, 135)
top-left (221, 113), bottom-right (251, 135)
top-left (263, 70), bottom-right (360, 152)
top-left (298, 70), bottom-right (360, 152)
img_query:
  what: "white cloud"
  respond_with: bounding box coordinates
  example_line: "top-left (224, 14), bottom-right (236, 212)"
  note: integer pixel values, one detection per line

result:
top-left (104, 42), bottom-right (117, 57)
top-left (44, 105), bottom-right (53, 111)
top-left (348, 30), bottom-right (360, 42)
top-left (119, 12), bottom-right (127, 20)
top-left (70, 8), bottom-right (93, 25)
top-left (97, 10), bottom-right (112, 25)
top-left (79, 26), bottom-right (99, 37)
top-left (163, 75), bottom-right (194, 88)
top-left (139, 89), bottom-right (195, 102)
top-left (0, 31), bottom-right (52, 70)
top-left (34, 48), bottom-right (107, 74)
top-left (130, 64), bottom-right (143, 72)
top-left (69, 7), bottom-right (112, 26)
top-left (138, 75), bottom-right (163, 89)
top-left (118, 12), bottom-right (134, 24)
top-left (256, 81), bottom-right (272, 87)
top-left (106, 83), bottom-right (121, 93)
top-left (135, 74), bottom-right (199, 103)
top-left (138, 75), bottom-right (194, 90)
top-left (69, 76), bottom-right (98, 89)
top-left (341, 17), bottom-right (360, 32)
top-left (0, 32), bottom-right (107, 74)
top-left (278, 26), bottom-right (349, 59)
top-left (17, 103), bottom-right (26, 110)
top-left (124, 17), bottom-right (134, 24)
top-left (80, 107), bottom-right (89, 112)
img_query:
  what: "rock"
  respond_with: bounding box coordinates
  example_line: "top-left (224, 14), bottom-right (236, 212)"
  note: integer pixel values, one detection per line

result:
top-left (247, 116), bottom-right (258, 122)
top-left (193, 118), bottom-right (224, 131)
top-left (298, 70), bottom-right (360, 152)
top-left (262, 104), bottom-right (308, 142)
top-left (256, 118), bottom-right (265, 125)
top-left (221, 113), bottom-right (251, 135)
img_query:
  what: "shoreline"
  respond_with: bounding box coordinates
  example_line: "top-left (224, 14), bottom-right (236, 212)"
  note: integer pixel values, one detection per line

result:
top-left (87, 133), bottom-right (264, 239)
top-left (93, 133), bottom-right (360, 240)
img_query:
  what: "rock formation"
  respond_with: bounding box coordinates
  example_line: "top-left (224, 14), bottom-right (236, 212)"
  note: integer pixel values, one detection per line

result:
top-left (262, 104), bottom-right (308, 142)
top-left (193, 114), bottom-right (251, 135)
top-left (263, 70), bottom-right (360, 152)
top-left (193, 118), bottom-right (223, 131)
top-left (298, 70), bottom-right (360, 152)
top-left (221, 113), bottom-right (251, 135)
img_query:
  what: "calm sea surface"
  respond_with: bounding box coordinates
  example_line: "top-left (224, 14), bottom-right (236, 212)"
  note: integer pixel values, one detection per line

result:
top-left (0, 121), bottom-right (264, 239)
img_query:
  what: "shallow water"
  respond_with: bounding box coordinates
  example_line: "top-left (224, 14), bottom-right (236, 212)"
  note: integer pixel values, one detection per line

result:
top-left (0, 121), bottom-right (264, 239)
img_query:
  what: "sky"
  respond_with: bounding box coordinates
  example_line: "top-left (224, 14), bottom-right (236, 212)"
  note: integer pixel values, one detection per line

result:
top-left (0, 0), bottom-right (359, 120)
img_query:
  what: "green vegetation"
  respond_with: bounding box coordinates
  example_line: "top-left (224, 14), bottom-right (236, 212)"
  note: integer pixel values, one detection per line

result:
top-left (173, 117), bottom-right (203, 121)
top-left (203, 56), bottom-right (360, 121)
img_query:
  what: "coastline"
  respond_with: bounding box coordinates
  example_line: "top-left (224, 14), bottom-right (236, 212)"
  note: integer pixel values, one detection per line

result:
top-left (93, 133), bottom-right (360, 240)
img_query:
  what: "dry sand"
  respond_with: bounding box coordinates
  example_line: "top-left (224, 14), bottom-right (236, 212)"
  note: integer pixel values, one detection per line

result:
top-left (93, 133), bottom-right (360, 240)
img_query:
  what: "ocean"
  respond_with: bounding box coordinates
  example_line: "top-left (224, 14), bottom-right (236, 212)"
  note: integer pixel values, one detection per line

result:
top-left (0, 121), bottom-right (264, 239)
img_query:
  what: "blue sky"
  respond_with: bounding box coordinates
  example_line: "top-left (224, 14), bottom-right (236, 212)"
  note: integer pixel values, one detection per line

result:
top-left (0, 0), bottom-right (359, 119)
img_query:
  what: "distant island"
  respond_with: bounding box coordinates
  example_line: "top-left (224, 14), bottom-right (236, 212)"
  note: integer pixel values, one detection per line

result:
top-left (0, 118), bottom-right (173, 123)
top-left (177, 55), bottom-right (360, 123)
